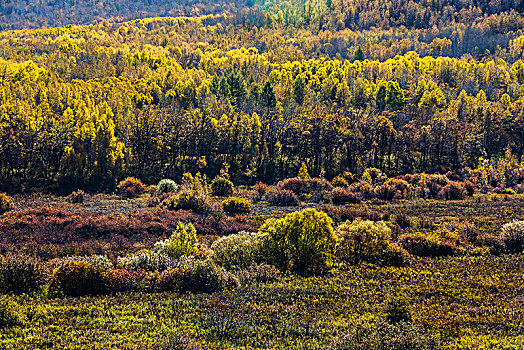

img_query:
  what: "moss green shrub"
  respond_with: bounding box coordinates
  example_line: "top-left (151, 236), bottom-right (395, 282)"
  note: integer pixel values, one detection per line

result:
top-left (211, 177), bottom-right (234, 196)
top-left (161, 191), bottom-right (210, 212)
top-left (336, 219), bottom-right (396, 265)
top-left (258, 208), bottom-right (336, 272)
top-left (211, 231), bottom-right (268, 270)
top-left (49, 261), bottom-right (107, 296)
top-left (157, 179), bottom-right (179, 194)
top-left (154, 222), bottom-right (199, 258)
top-left (222, 197), bottom-right (251, 215)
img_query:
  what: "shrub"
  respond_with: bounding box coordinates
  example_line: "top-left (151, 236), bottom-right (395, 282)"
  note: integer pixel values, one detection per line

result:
top-left (375, 179), bottom-right (413, 200)
top-left (253, 182), bottom-right (269, 202)
top-left (464, 180), bottom-right (475, 196)
top-left (157, 179), bottom-right (179, 195)
top-left (438, 181), bottom-right (466, 200)
top-left (500, 220), bottom-right (524, 253)
top-left (69, 190), bottom-right (86, 203)
top-left (393, 212), bottom-right (412, 229)
top-left (117, 250), bottom-right (176, 272)
top-left (211, 231), bottom-right (268, 270)
top-left (331, 176), bottom-right (349, 188)
top-left (330, 319), bottom-right (440, 350)
top-left (48, 255), bottom-right (113, 270)
top-left (385, 298), bottom-right (412, 323)
top-left (331, 187), bottom-right (361, 205)
top-left (154, 222), bottom-right (199, 258)
top-left (258, 208), bottom-right (336, 272)
top-left (117, 177), bottom-right (146, 198)
top-left (278, 177), bottom-right (305, 194)
top-left (381, 243), bottom-right (410, 267)
top-left (222, 197), bottom-right (251, 215)
top-left (49, 261), bottom-right (107, 296)
top-left (158, 259), bottom-right (238, 294)
top-left (238, 264), bottom-right (280, 285)
top-left (336, 219), bottom-right (394, 265)
top-left (0, 193), bottom-right (15, 214)
top-left (0, 297), bottom-right (24, 329)
top-left (161, 191), bottom-right (210, 213)
top-left (211, 177), bottom-right (234, 196)
top-left (104, 268), bottom-right (140, 293)
top-left (0, 254), bottom-right (49, 294)
top-left (266, 189), bottom-right (299, 206)
top-left (398, 234), bottom-right (457, 257)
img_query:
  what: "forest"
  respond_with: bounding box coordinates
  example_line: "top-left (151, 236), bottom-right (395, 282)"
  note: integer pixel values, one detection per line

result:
top-left (0, 1), bottom-right (524, 192)
top-left (1, 1), bottom-right (524, 349)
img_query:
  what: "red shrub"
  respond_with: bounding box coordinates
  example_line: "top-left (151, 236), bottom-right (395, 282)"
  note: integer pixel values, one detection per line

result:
top-left (331, 187), bottom-right (361, 205)
top-left (117, 177), bottom-right (146, 198)
top-left (267, 189), bottom-right (299, 206)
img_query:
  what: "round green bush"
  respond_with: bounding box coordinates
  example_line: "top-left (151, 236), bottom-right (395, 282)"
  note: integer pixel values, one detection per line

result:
top-left (49, 261), bottom-right (107, 296)
top-left (336, 219), bottom-right (394, 265)
top-left (222, 197), bottom-right (251, 215)
top-left (211, 177), bottom-right (234, 196)
top-left (258, 208), bottom-right (336, 272)
top-left (154, 222), bottom-right (199, 258)
top-left (161, 191), bottom-right (210, 212)
top-left (211, 231), bottom-right (268, 270)
top-left (157, 179), bottom-right (179, 194)
top-left (500, 220), bottom-right (524, 253)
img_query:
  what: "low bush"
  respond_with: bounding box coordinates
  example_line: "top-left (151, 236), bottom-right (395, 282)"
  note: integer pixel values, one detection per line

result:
top-left (0, 297), bottom-right (25, 329)
top-left (266, 189), bottom-right (299, 206)
top-left (116, 177), bottom-right (146, 198)
top-left (278, 177), bottom-right (305, 195)
top-left (253, 182), bottom-right (269, 202)
top-left (375, 179), bottom-right (413, 200)
top-left (258, 208), bottom-right (336, 272)
top-left (154, 222), bottom-right (199, 258)
top-left (393, 212), bottom-right (412, 229)
top-left (48, 255), bottom-right (113, 270)
top-left (69, 190), bottom-right (86, 204)
top-left (103, 268), bottom-right (140, 293)
top-left (158, 259), bottom-right (238, 294)
top-left (330, 319), bottom-right (440, 350)
top-left (117, 250), bottom-right (176, 272)
top-left (49, 261), bottom-right (107, 296)
top-left (0, 254), bottom-right (49, 294)
top-left (385, 297), bottom-right (412, 323)
top-left (398, 234), bottom-right (457, 257)
top-left (222, 197), bottom-right (251, 215)
top-left (500, 220), bottom-right (524, 253)
top-left (331, 176), bottom-right (349, 188)
top-left (0, 193), bottom-right (15, 214)
top-left (157, 179), bottom-right (179, 195)
top-left (438, 181), bottom-right (466, 200)
top-left (238, 264), bottom-right (280, 285)
top-left (211, 231), bottom-right (268, 270)
top-left (331, 187), bottom-right (361, 205)
top-left (322, 206), bottom-right (383, 224)
top-left (211, 177), bottom-right (234, 197)
top-left (161, 191), bottom-right (210, 213)
top-left (336, 219), bottom-right (406, 266)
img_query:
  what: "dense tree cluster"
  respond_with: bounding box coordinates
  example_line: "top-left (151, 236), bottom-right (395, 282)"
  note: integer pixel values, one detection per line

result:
top-left (0, 4), bottom-right (524, 192)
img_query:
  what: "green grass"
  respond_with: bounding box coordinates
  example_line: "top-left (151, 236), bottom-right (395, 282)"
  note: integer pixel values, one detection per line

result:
top-left (2, 255), bottom-right (524, 349)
